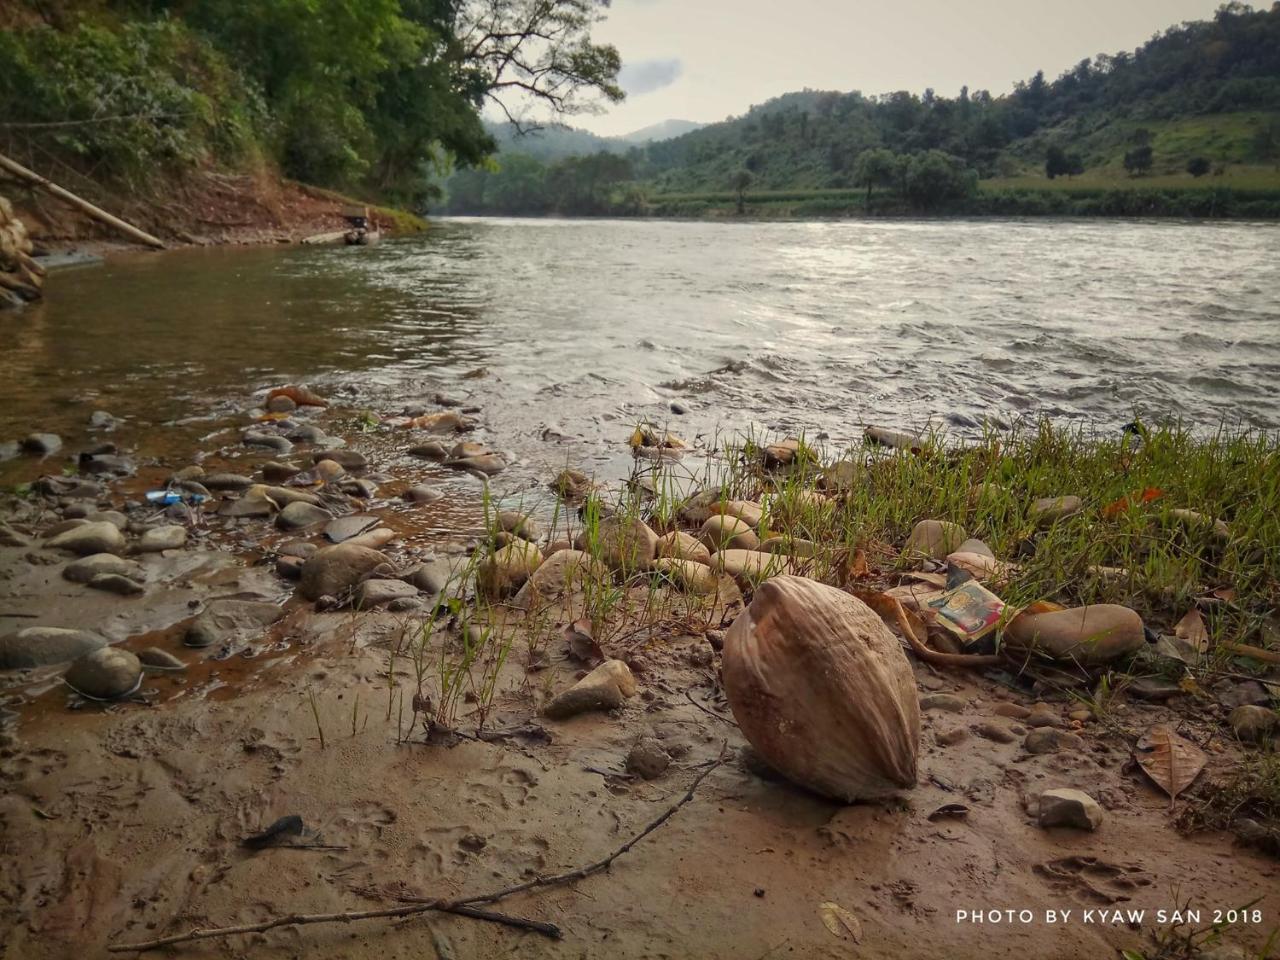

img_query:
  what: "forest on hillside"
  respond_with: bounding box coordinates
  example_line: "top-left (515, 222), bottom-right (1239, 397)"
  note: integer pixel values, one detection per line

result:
top-left (444, 2), bottom-right (1280, 217)
top-left (0, 0), bottom-right (622, 208)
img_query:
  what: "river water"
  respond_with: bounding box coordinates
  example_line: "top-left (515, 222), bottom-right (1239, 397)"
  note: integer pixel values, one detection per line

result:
top-left (2, 217), bottom-right (1278, 482)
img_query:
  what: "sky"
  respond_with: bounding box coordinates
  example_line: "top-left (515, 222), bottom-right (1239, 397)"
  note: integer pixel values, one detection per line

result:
top-left (567, 0), bottom-right (1228, 137)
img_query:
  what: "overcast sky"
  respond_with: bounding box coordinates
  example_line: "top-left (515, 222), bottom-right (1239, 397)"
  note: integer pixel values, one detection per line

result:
top-left (572, 0), bottom-right (1227, 136)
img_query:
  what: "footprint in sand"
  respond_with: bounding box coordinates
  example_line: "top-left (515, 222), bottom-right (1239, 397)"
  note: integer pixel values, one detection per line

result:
top-left (1033, 856), bottom-right (1153, 905)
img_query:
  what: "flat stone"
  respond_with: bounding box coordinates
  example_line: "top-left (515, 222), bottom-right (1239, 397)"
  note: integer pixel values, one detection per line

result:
top-left (185, 600), bottom-right (285, 648)
top-left (650, 557), bottom-right (720, 595)
top-left (202, 473), bottom-right (255, 491)
top-left (137, 648), bottom-right (186, 671)
top-left (298, 543), bottom-right (391, 600)
top-left (353, 579), bottom-right (418, 608)
top-left (221, 495), bottom-right (276, 518)
top-left (408, 442), bottom-right (449, 460)
top-left (992, 702), bottom-right (1032, 720)
top-left (497, 510), bottom-right (541, 542)
top-left (698, 514), bottom-right (759, 552)
top-left (85, 510), bottom-right (128, 530)
top-left (276, 501), bottom-right (332, 530)
top-left (286, 424), bottom-right (328, 443)
top-left (243, 431), bottom-right (292, 454)
top-left (1038, 788), bottom-right (1103, 831)
top-left (974, 720), bottom-right (1017, 744)
top-left (920, 693), bottom-right (966, 713)
top-left (64, 647), bottom-right (142, 700)
top-left (87, 573), bottom-right (145, 596)
top-left (655, 531), bottom-right (712, 566)
top-left (513, 550), bottom-right (605, 608)
top-left (542, 660), bottom-right (637, 720)
top-left (626, 738), bottom-right (671, 779)
top-left (323, 515), bottom-right (381, 543)
top-left (0, 627), bottom-right (107, 669)
top-left (62, 553), bottom-right (142, 584)
top-left (1030, 495), bottom-right (1083, 526)
top-left (446, 453), bottom-right (506, 476)
top-left (46, 521), bottom-right (126, 556)
top-left (956, 538), bottom-right (995, 559)
top-left (403, 484), bottom-right (443, 504)
top-left (314, 449), bottom-right (366, 469)
top-left (135, 525), bottom-right (187, 553)
top-left (1024, 729), bottom-right (1085, 754)
top-left (0, 522), bottom-right (30, 547)
top-left (906, 519), bottom-right (967, 559)
top-left (401, 558), bottom-right (460, 596)
top-left (262, 461), bottom-right (301, 484)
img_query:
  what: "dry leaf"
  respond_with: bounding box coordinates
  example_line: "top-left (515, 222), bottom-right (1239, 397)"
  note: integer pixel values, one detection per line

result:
top-left (1212, 586), bottom-right (1237, 603)
top-left (564, 619), bottom-right (603, 665)
top-left (819, 901), bottom-right (862, 941)
top-left (848, 549), bottom-right (870, 579)
top-left (1134, 724), bottom-right (1206, 801)
top-left (1174, 609), bottom-right (1209, 653)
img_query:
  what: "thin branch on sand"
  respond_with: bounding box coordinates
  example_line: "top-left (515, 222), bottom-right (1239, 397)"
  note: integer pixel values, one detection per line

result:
top-left (107, 752), bottom-right (725, 953)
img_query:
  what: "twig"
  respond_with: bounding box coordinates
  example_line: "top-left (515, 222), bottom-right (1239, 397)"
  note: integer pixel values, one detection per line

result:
top-left (685, 689), bottom-right (738, 727)
top-left (106, 752), bottom-right (725, 953)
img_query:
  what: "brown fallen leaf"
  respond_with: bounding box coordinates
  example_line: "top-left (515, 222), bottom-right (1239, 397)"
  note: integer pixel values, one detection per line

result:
top-left (1174, 609), bottom-right (1209, 653)
top-left (819, 901), bottom-right (862, 941)
top-left (1134, 724), bottom-right (1206, 801)
top-left (847, 548), bottom-right (870, 580)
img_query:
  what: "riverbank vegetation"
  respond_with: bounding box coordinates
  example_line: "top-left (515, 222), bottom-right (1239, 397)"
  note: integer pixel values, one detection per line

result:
top-left (0, 0), bottom-right (622, 222)
top-left (443, 3), bottom-right (1280, 218)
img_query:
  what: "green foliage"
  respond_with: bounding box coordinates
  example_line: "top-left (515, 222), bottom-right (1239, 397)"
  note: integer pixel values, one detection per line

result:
top-left (1124, 144), bottom-right (1155, 176)
top-left (445, 150), bottom-right (635, 215)
top-left (0, 0), bottom-right (622, 205)
top-left (0, 19), bottom-right (262, 188)
top-left (1187, 155), bottom-right (1212, 177)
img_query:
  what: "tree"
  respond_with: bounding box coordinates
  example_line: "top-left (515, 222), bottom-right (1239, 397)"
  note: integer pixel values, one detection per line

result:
top-left (853, 148), bottom-right (897, 208)
top-left (902, 150), bottom-right (977, 209)
top-left (730, 168), bottom-right (752, 214)
top-left (1123, 144), bottom-right (1154, 176)
top-left (455, 0), bottom-right (624, 131)
top-left (1045, 145), bottom-right (1068, 179)
top-left (1186, 156), bottom-right (1211, 177)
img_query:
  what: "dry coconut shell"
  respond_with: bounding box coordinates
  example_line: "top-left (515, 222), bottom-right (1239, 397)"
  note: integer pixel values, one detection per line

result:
top-left (723, 576), bottom-right (920, 801)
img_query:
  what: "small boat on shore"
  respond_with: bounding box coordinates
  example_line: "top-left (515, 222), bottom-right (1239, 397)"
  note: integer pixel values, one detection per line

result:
top-left (341, 205), bottom-right (379, 246)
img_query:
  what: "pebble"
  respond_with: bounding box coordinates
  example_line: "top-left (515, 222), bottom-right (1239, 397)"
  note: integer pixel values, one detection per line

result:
top-left (974, 720), bottom-right (1017, 744)
top-left (920, 693), bottom-right (966, 713)
top-left (202, 473), bottom-right (255, 491)
top-left (403, 484), bottom-right (443, 504)
top-left (626, 738), bottom-right (671, 779)
top-left (135, 525), bottom-right (187, 553)
top-left (62, 553), bottom-right (141, 583)
top-left (698, 515), bottom-right (759, 552)
top-left (0, 521), bottom-right (30, 547)
top-left (353, 579), bottom-right (419, 608)
top-left (0, 627), bottom-right (107, 668)
top-left (992, 702), bottom-right (1031, 720)
top-left (87, 573), bottom-right (146, 596)
top-left (936, 727), bottom-right (969, 747)
top-left (46, 521), bottom-right (126, 556)
top-left (408, 442), bottom-right (449, 460)
top-left (64, 647), bottom-right (142, 699)
top-left (185, 600), bottom-right (286, 648)
top-left (276, 501), bottom-right (332, 530)
top-left (1024, 729), bottom-right (1085, 754)
top-left (1038, 788), bottom-right (1103, 830)
top-left (298, 543), bottom-right (391, 601)
top-left (243, 431), bottom-right (292, 454)
top-left (314, 449), bottom-right (365, 469)
top-left (905, 519), bottom-right (967, 560)
top-left (542, 660), bottom-right (636, 719)
top-left (1229, 705), bottom-right (1277, 742)
top-left (276, 556), bottom-right (304, 580)
top-left (1030, 495), bottom-right (1083, 526)
top-left (478, 541), bottom-right (543, 599)
top-left (137, 648), bottom-right (186, 671)
top-left (1004, 604), bottom-right (1145, 665)
top-left (497, 510), bottom-right (542, 542)
top-left (323, 515), bottom-right (381, 543)
top-left (262, 461), bottom-right (301, 483)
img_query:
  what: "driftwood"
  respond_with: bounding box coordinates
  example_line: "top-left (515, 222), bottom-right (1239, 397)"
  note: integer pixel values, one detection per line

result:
top-left (106, 753), bottom-right (725, 953)
top-left (0, 151), bottom-right (164, 249)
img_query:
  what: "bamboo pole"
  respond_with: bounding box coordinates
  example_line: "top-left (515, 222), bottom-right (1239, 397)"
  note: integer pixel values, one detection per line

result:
top-left (0, 151), bottom-right (165, 249)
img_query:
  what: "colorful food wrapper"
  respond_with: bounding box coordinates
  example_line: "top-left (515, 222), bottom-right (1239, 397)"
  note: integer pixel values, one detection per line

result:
top-left (927, 580), bottom-right (1007, 643)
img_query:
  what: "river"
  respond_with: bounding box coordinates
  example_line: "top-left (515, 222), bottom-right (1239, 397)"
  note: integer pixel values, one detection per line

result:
top-left (2, 216), bottom-right (1277, 485)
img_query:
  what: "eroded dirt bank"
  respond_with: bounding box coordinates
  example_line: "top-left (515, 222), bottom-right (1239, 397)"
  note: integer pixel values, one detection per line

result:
top-left (1, 386), bottom-right (1278, 960)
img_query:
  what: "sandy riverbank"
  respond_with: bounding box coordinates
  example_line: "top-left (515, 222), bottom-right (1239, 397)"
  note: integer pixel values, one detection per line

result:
top-left (1, 385), bottom-right (1278, 959)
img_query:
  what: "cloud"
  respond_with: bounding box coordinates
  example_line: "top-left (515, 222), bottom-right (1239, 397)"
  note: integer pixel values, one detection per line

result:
top-left (617, 58), bottom-right (683, 96)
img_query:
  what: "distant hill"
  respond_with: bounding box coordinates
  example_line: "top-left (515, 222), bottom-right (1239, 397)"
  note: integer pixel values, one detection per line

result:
top-left (615, 119), bottom-right (705, 144)
top-left (446, 5), bottom-right (1280, 217)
